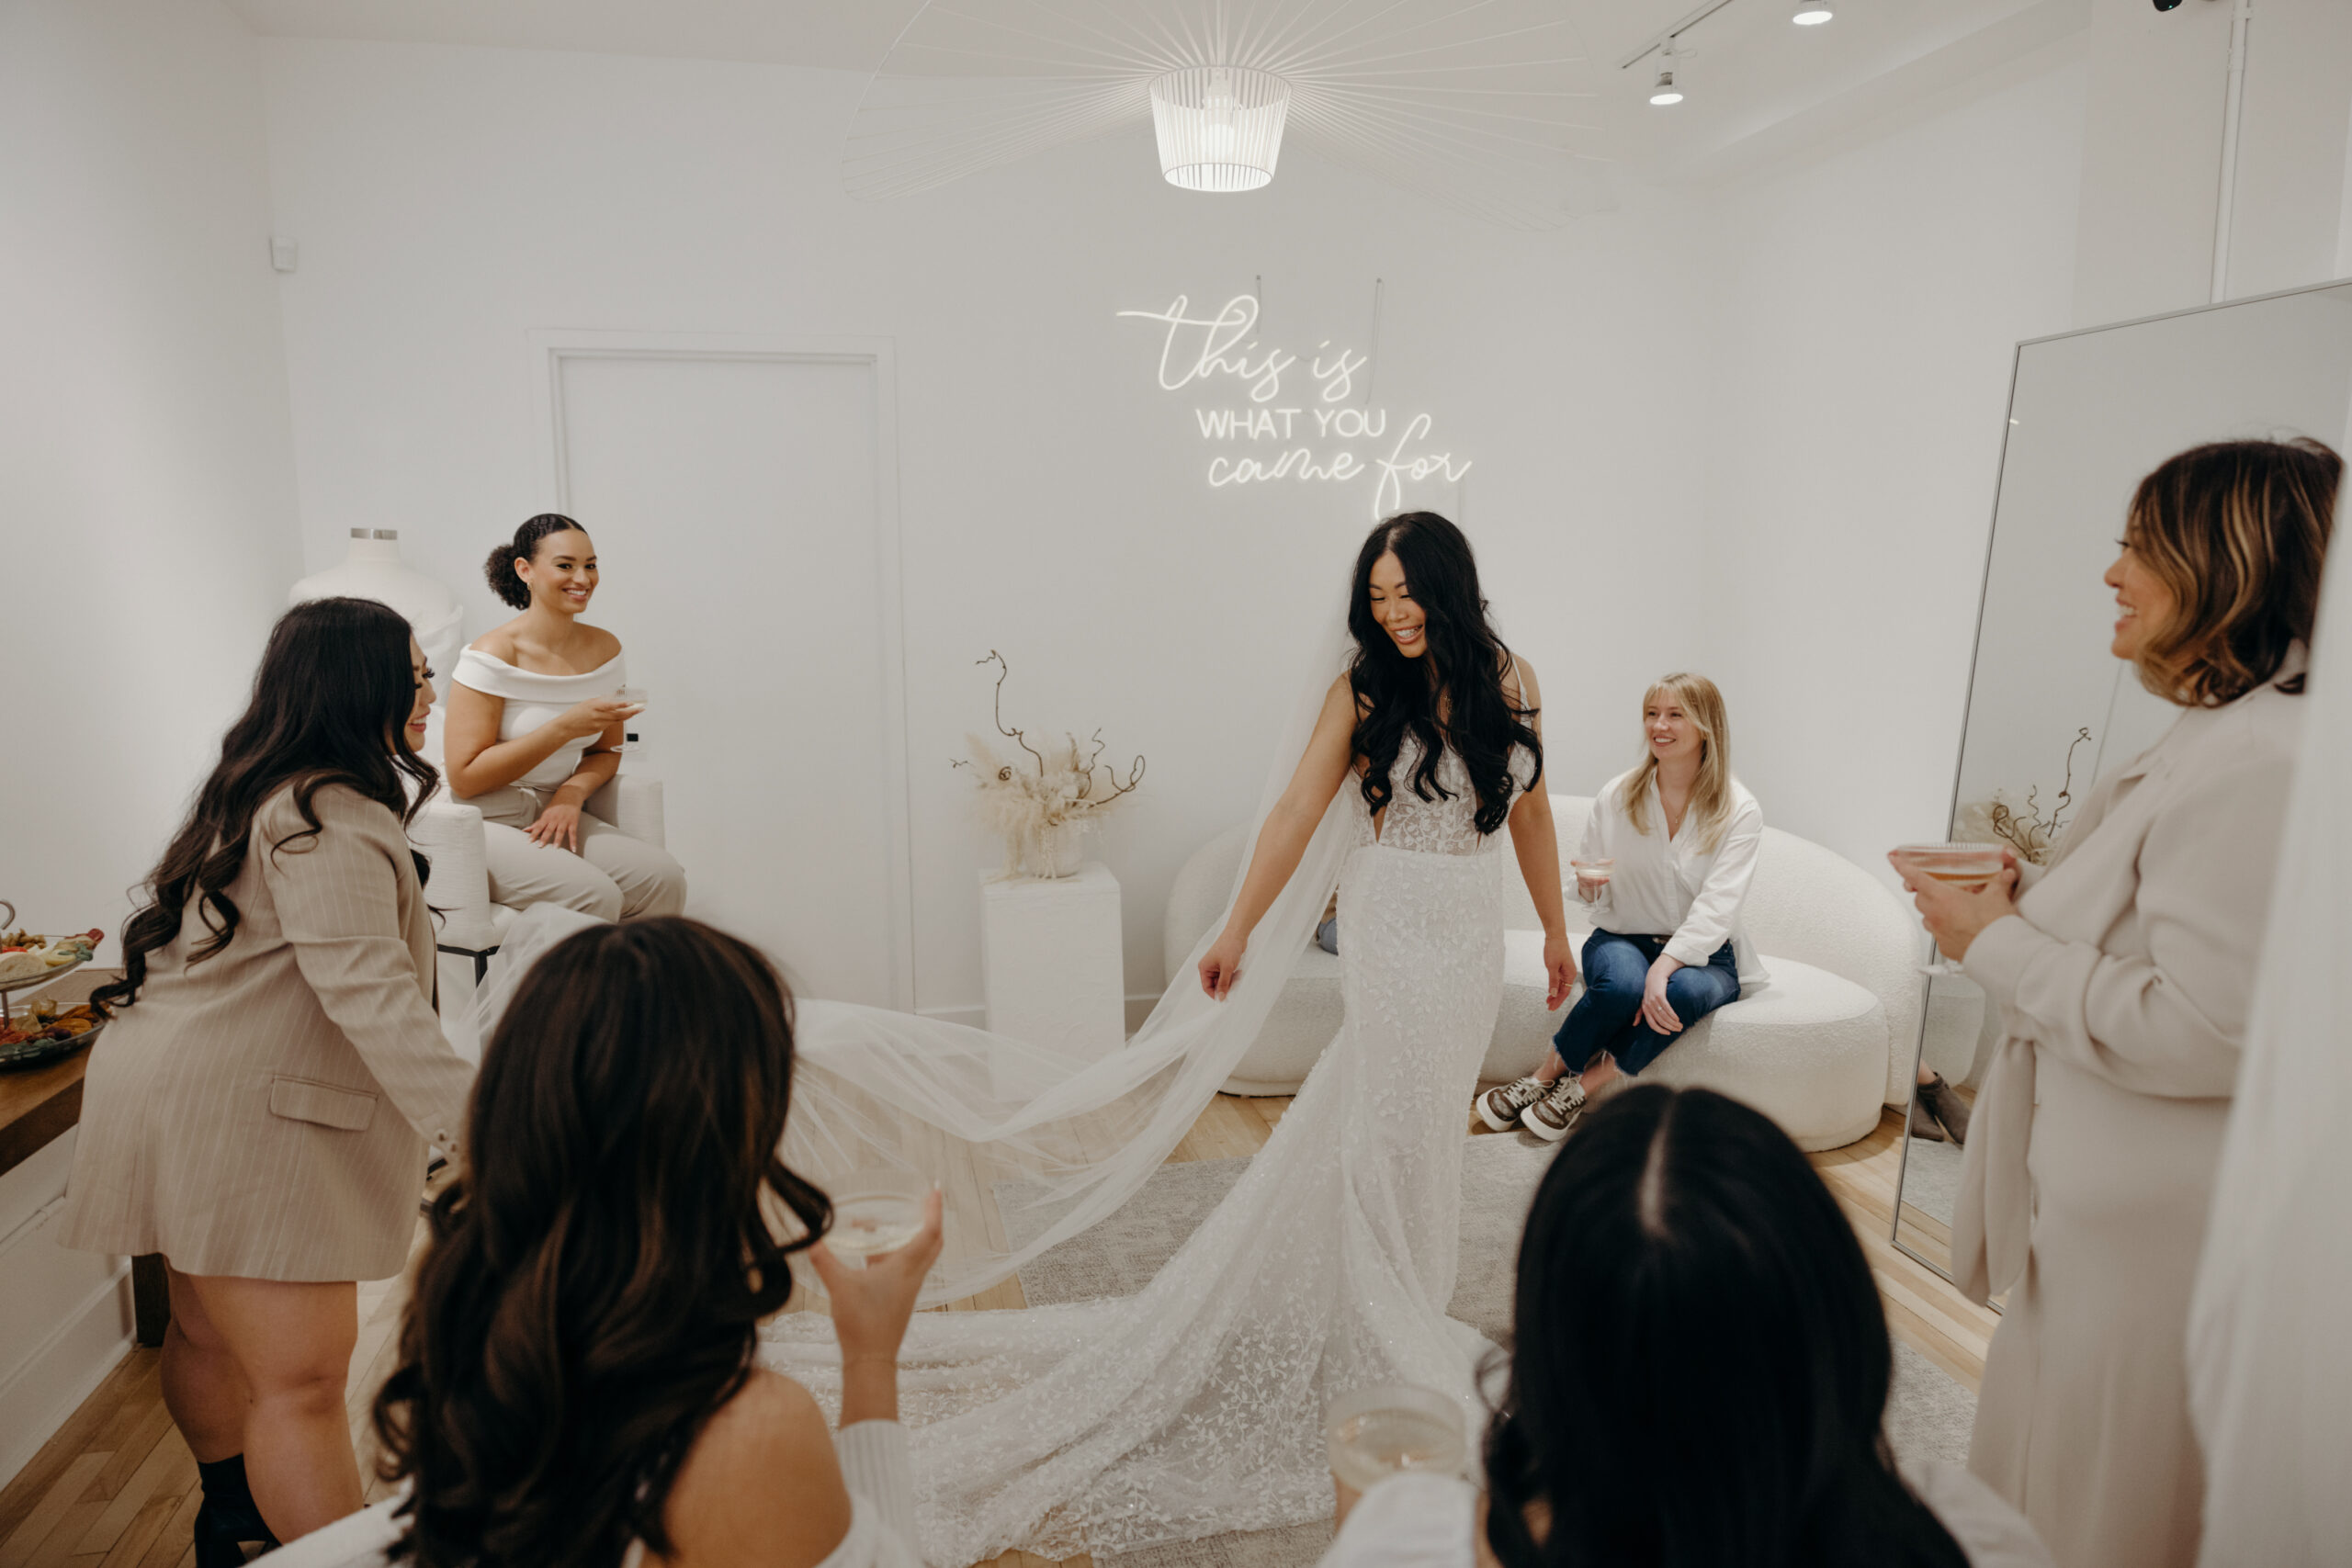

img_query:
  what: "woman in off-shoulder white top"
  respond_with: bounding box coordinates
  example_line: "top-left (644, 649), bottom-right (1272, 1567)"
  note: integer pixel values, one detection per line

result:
top-left (1340, 1087), bottom-right (2051, 1568)
top-left (443, 514), bottom-right (685, 921)
top-left (273, 917), bottom-right (939, 1568)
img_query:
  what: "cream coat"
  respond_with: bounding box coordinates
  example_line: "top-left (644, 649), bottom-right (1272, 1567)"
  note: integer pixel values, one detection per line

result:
top-left (61, 784), bottom-right (474, 1281)
top-left (1953, 654), bottom-right (2306, 1568)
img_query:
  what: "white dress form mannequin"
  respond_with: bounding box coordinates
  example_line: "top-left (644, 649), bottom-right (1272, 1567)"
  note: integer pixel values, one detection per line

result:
top-left (290, 529), bottom-right (465, 760)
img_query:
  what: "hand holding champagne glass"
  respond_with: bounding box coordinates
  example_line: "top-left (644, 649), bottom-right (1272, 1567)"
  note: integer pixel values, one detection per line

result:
top-left (1325, 1382), bottom-right (1468, 1524)
top-left (1569, 857), bottom-right (1615, 903)
top-left (1890, 842), bottom-right (2013, 976)
top-left (820, 1168), bottom-right (931, 1263)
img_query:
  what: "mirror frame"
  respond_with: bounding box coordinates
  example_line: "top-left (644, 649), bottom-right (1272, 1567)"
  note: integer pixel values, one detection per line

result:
top-left (1888, 274), bottom-right (2352, 1289)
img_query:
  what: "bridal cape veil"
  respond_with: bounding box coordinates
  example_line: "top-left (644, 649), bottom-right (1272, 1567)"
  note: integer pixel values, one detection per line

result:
top-left (476, 592), bottom-right (1521, 1564)
top-left (480, 601), bottom-right (1362, 1308)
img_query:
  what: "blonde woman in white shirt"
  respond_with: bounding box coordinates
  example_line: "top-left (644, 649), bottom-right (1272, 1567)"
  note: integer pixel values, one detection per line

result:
top-left (445, 514), bottom-right (685, 920)
top-left (1476, 673), bottom-right (1765, 1140)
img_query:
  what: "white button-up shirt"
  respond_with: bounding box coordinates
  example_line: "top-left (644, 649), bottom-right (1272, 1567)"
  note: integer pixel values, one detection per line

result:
top-left (1577, 770), bottom-right (1769, 988)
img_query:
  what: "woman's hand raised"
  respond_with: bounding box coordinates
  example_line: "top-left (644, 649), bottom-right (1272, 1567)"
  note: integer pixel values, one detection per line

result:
top-left (558, 694), bottom-right (639, 741)
top-left (1889, 849), bottom-right (2021, 964)
top-left (808, 1186), bottom-right (944, 1368)
top-left (809, 1186), bottom-right (943, 1426)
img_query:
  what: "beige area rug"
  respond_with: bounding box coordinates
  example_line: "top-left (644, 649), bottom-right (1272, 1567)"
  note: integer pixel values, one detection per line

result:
top-left (999, 1132), bottom-right (1977, 1568)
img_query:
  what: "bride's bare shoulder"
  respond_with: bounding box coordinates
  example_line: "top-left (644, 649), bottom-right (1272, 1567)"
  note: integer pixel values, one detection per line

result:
top-left (1499, 651), bottom-right (1539, 708)
top-left (661, 1369), bottom-right (849, 1568)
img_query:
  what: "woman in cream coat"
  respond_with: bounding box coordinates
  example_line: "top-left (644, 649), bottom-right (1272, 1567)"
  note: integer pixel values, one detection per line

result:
top-left (62, 599), bottom-right (475, 1563)
top-left (1893, 437), bottom-right (2337, 1568)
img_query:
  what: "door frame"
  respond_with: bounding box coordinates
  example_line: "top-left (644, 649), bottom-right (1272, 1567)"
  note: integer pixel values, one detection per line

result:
top-left (527, 328), bottom-right (917, 1010)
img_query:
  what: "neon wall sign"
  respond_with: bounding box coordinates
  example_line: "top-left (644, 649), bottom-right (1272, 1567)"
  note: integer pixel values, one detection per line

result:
top-left (1117, 294), bottom-right (1468, 517)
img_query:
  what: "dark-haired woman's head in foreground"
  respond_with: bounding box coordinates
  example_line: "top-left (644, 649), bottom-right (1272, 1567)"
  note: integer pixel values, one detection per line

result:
top-left (373, 917), bottom-right (831, 1568)
top-left (1484, 1087), bottom-right (1968, 1568)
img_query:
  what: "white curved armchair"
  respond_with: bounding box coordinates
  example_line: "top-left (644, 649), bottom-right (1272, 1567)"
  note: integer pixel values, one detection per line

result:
top-left (411, 775), bottom-right (666, 1029)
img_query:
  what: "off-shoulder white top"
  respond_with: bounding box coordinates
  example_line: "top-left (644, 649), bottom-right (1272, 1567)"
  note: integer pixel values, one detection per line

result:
top-left (451, 647), bottom-right (627, 793)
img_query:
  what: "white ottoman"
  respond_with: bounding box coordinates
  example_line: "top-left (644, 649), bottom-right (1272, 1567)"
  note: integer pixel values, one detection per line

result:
top-left (1614, 961), bottom-right (1888, 1152)
top-left (1166, 797), bottom-right (1937, 1152)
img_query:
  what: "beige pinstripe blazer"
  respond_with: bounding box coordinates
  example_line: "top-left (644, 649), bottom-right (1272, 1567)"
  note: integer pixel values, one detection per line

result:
top-left (61, 784), bottom-right (475, 1281)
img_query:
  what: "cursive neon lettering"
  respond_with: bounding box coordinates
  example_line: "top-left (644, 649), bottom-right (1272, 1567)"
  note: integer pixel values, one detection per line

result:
top-left (1124, 293), bottom-right (1468, 515)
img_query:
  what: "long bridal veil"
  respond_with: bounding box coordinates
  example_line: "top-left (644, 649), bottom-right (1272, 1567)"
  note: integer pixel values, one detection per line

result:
top-left (480, 601), bottom-right (1362, 1307)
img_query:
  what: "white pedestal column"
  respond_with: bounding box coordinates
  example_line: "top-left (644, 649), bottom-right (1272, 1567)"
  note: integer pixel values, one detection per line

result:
top-left (979, 862), bottom-right (1126, 1062)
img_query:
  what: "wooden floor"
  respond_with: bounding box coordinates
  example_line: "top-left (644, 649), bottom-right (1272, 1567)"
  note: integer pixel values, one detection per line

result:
top-left (0, 1100), bottom-right (1992, 1568)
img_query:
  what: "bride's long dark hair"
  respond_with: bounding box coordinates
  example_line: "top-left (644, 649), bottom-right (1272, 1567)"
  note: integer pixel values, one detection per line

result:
top-left (1347, 513), bottom-right (1540, 835)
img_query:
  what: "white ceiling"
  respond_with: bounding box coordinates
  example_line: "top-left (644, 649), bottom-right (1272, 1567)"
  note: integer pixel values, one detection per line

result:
top-left (222, 0), bottom-right (2088, 186)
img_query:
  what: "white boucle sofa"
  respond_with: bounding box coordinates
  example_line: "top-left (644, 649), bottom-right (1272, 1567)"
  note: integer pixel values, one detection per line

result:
top-left (1162, 793), bottom-right (1954, 1151)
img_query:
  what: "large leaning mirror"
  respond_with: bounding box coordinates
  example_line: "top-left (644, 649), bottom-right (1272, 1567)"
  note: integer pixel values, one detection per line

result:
top-left (1894, 277), bottom-right (2352, 1286)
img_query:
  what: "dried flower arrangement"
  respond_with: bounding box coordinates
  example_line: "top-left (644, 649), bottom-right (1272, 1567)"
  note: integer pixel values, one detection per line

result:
top-left (1955, 727), bottom-right (2092, 866)
top-left (953, 651), bottom-right (1145, 878)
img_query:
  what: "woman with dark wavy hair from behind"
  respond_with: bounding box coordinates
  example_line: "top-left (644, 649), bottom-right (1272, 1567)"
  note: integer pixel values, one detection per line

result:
top-left (289, 917), bottom-right (940, 1568)
top-left (60, 599), bottom-right (476, 1566)
top-left (1321, 1087), bottom-right (2051, 1568)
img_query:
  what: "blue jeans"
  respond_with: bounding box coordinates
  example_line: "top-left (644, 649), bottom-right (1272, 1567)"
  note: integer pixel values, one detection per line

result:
top-left (1550, 930), bottom-right (1740, 1078)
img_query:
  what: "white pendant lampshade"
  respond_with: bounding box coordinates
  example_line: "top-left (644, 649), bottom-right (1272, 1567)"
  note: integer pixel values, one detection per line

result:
top-left (1148, 66), bottom-right (1291, 192)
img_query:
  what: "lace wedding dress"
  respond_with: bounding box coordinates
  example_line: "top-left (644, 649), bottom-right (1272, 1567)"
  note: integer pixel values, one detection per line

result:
top-left (757, 732), bottom-right (1529, 1565)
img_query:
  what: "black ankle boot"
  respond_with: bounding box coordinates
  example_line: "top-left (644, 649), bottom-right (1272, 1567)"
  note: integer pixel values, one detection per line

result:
top-left (194, 1456), bottom-right (278, 1567)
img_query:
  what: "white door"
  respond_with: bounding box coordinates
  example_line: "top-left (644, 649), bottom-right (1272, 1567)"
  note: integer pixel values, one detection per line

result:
top-left (556, 351), bottom-right (906, 1006)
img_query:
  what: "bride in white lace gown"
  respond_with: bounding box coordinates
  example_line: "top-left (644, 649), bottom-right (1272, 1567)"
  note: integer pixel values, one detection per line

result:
top-left (746, 514), bottom-right (1575, 1565)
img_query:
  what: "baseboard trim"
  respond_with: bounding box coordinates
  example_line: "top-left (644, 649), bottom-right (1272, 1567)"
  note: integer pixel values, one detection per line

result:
top-left (0, 1262), bottom-right (135, 1493)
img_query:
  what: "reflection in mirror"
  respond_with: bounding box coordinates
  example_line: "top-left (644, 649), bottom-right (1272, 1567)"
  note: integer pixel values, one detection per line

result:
top-left (1893, 278), bottom-right (2352, 1289)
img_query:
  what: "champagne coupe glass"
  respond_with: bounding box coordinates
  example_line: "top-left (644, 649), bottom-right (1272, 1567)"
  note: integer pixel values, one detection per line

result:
top-left (1568, 857), bottom-right (1615, 904)
top-left (617, 684), bottom-right (649, 714)
top-left (823, 1168), bottom-right (929, 1266)
top-left (1325, 1382), bottom-right (1468, 1496)
top-left (1894, 842), bottom-right (2007, 977)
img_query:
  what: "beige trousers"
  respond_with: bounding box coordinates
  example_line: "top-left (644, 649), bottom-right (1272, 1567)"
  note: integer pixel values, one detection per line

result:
top-left (470, 784), bottom-right (688, 922)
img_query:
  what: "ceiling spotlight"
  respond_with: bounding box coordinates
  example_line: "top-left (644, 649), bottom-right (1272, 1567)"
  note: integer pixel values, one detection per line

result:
top-left (1648, 65), bottom-right (1683, 106)
top-left (1792, 0), bottom-right (1834, 23)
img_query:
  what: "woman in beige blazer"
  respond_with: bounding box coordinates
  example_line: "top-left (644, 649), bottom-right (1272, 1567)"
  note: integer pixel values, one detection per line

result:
top-left (62, 598), bottom-right (475, 1564)
top-left (1893, 437), bottom-right (2337, 1568)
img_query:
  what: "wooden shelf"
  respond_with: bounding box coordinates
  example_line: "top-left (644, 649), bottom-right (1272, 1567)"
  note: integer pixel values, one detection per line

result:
top-left (0, 966), bottom-right (110, 1179)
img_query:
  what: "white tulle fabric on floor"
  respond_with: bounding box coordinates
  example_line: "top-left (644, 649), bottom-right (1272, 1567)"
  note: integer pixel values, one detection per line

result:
top-left (762, 728), bottom-right (1525, 1564)
top-left (476, 599), bottom-right (1537, 1564)
top-left (2186, 475), bottom-right (2352, 1564)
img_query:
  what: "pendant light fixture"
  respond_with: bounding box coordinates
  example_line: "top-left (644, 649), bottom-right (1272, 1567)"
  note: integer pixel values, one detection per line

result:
top-left (841, 0), bottom-right (1611, 231)
top-left (1148, 66), bottom-right (1291, 192)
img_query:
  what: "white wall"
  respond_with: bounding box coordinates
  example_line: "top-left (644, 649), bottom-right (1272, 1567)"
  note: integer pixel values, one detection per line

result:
top-left (1695, 62), bottom-right (2088, 881)
top-left (0, 0), bottom-right (295, 1488)
top-left (0, 0), bottom-right (304, 931)
top-left (255, 39), bottom-right (1717, 1017)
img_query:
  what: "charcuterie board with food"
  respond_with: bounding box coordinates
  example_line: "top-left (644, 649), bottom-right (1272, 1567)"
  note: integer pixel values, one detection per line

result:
top-left (0, 929), bottom-right (104, 990)
top-left (0, 902), bottom-right (112, 1068)
top-left (0, 998), bottom-right (107, 1069)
